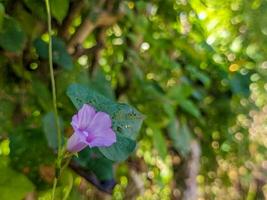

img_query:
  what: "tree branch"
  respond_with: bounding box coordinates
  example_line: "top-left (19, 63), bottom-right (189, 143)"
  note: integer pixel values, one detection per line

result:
top-left (69, 160), bottom-right (115, 194)
top-left (183, 140), bottom-right (201, 200)
top-left (67, 11), bottom-right (122, 54)
top-left (58, 0), bottom-right (85, 40)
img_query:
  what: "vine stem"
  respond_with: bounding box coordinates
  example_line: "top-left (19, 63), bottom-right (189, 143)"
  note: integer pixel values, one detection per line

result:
top-left (44, 0), bottom-right (62, 199)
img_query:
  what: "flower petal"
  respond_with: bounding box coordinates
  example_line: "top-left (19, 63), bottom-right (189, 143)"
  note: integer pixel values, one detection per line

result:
top-left (67, 132), bottom-right (87, 152)
top-left (89, 112), bottom-right (112, 132)
top-left (72, 104), bottom-right (96, 130)
top-left (87, 128), bottom-right (116, 148)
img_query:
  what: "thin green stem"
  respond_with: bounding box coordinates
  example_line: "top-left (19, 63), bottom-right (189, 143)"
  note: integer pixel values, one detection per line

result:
top-left (51, 178), bottom-right (58, 199)
top-left (45, 0), bottom-right (61, 156)
top-left (45, 0), bottom-right (62, 199)
top-left (60, 156), bottom-right (72, 177)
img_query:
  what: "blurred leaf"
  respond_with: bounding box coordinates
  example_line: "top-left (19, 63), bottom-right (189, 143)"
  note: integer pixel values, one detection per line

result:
top-left (59, 169), bottom-right (73, 200)
top-left (0, 3), bottom-right (4, 29)
top-left (42, 112), bottom-right (64, 150)
top-left (23, 0), bottom-right (46, 20)
top-left (51, 0), bottom-right (69, 23)
top-left (38, 187), bottom-right (63, 200)
top-left (186, 65), bottom-right (211, 87)
top-left (0, 165), bottom-right (34, 200)
top-left (153, 129), bottom-right (168, 159)
top-left (90, 68), bottom-right (115, 100)
top-left (0, 16), bottom-right (26, 52)
top-left (99, 135), bottom-right (136, 162)
top-left (75, 148), bottom-right (114, 180)
top-left (168, 81), bottom-right (201, 119)
top-left (0, 99), bottom-right (15, 133)
top-left (34, 37), bottom-right (73, 70)
top-left (67, 186), bottom-right (84, 200)
top-left (229, 73), bottom-right (250, 96)
top-left (179, 99), bottom-right (201, 118)
top-left (13, 4), bottom-right (42, 38)
top-left (9, 129), bottom-right (55, 185)
top-left (32, 79), bottom-right (52, 111)
top-left (10, 62), bottom-right (31, 80)
top-left (168, 84), bottom-right (193, 100)
top-left (167, 118), bottom-right (192, 157)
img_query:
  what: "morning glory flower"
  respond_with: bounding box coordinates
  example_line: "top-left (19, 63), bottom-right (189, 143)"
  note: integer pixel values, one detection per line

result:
top-left (67, 104), bottom-right (116, 153)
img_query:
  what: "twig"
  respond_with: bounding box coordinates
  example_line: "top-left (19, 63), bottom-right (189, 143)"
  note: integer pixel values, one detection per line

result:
top-left (72, 44), bottom-right (100, 59)
top-left (69, 160), bottom-right (116, 194)
top-left (67, 11), bottom-right (122, 53)
top-left (59, 0), bottom-right (85, 40)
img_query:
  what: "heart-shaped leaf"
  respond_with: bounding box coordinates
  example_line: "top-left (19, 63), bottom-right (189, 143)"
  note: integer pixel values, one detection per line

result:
top-left (67, 84), bottom-right (143, 161)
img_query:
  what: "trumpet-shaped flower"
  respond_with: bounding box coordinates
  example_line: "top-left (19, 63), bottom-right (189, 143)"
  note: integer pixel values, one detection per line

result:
top-left (67, 104), bottom-right (116, 152)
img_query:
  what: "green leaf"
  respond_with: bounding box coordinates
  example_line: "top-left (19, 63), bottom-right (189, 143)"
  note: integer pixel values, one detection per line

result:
top-left (0, 99), bottom-right (15, 134)
top-left (229, 72), bottom-right (250, 96)
top-left (42, 112), bottom-right (64, 150)
top-left (167, 118), bottom-right (192, 157)
top-left (0, 16), bottom-right (26, 52)
top-left (99, 135), bottom-right (136, 162)
top-left (152, 129), bottom-right (168, 159)
top-left (167, 84), bottom-right (193, 100)
top-left (23, 0), bottom-right (46, 20)
top-left (89, 68), bottom-right (115, 100)
top-left (67, 84), bottom-right (142, 161)
top-left (32, 79), bottom-right (52, 111)
top-left (13, 4), bottom-right (42, 38)
top-left (167, 81), bottom-right (201, 118)
top-left (186, 65), bottom-right (211, 87)
top-left (34, 37), bottom-right (73, 70)
top-left (67, 83), bottom-right (143, 140)
top-left (10, 62), bottom-right (31, 80)
top-left (51, 0), bottom-right (69, 23)
top-left (75, 148), bottom-right (114, 180)
top-left (0, 3), bottom-right (4, 29)
top-left (9, 129), bottom-right (55, 185)
top-left (179, 99), bottom-right (201, 118)
top-left (0, 166), bottom-right (34, 200)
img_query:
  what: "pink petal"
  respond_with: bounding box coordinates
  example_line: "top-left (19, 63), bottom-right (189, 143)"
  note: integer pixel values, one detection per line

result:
top-left (72, 104), bottom-right (96, 130)
top-left (87, 128), bottom-right (116, 148)
top-left (71, 115), bottom-right (79, 130)
top-left (89, 112), bottom-right (112, 132)
top-left (67, 132), bottom-right (87, 152)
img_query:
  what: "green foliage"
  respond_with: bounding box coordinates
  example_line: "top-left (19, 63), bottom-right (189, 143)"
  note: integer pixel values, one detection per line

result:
top-left (1, 0), bottom-right (266, 199)
top-left (152, 128), bottom-right (168, 159)
top-left (34, 37), bottom-right (73, 70)
top-left (99, 135), bottom-right (136, 162)
top-left (89, 68), bottom-right (116, 100)
top-left (9, 129), bottom-right (55, 186)
top-left (167, 118), bottom-right (192, 157)
top-left (32, 79), bottom-right (52, 111)
top-left (50, 0), bottom-right (69, 23)
top-left (0, 165), bottom-right (34, 200)
top-left (0, 3), bottom-right (4, 29)
top-left (42, 112), bottom-right (64, 150)
top-left (74, 148), bottom-right (114, 181)
top-left (0, 99), bottom-right (15, 134)
top-left (0, 16), bottom-right (26, 52)
top-left (23, 0), bottom-right (46, 20)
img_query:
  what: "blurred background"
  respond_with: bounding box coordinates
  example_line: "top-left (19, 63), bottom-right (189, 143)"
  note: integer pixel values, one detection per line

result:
top-left (0, 0), bottom-right (267, 199)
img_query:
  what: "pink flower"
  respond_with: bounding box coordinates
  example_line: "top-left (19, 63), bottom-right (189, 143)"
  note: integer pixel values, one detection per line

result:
top-left (67, 104), bottom-right (116, 153)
